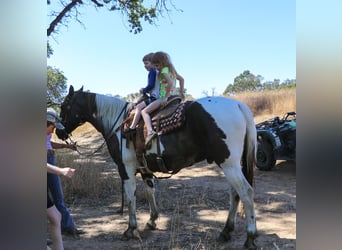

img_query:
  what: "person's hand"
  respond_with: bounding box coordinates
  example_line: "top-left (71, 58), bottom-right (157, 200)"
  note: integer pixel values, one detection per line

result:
top-left (61, 167), bottom-right (76, 178)
top-left (161, 97), bottom-right (168, 108)
top-left (180, 93), bottom-right (185, 101)
top-left (66, 143), bottom-right (77, 151)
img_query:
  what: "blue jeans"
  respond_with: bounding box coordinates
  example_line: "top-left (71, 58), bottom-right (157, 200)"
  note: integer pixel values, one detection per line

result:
top-left (47, 155), bottom-right (75, 231)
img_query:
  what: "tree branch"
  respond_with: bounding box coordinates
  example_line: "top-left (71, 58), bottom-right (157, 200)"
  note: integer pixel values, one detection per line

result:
top-left (90, 0), bottom-right (104, 7)
top-left (47, 0), bottom-right (83, 36)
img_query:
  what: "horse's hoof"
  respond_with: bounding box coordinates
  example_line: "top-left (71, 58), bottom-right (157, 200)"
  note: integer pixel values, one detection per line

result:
top-left (244, 235), bottom-right (257, 249)
top-left (145, 221), bottom-right (157, 230)
top-left (120, 234), bottom-right (130, 241)
top-left (217, 232), bottom-right (231, 242)
top-left (121, 228), bottom-right (141, 241)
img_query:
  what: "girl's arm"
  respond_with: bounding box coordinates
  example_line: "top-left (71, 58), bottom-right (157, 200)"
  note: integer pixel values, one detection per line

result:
top-left (176, 72), bottom-right (185, 100)
top-left (47, 163), bottom-right (75, 177)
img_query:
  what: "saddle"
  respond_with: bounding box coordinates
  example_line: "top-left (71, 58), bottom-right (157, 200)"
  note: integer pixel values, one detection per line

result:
top-left (151, 95), bottom-right (187, 135)
top-left (122, 95), bottom-right (187, 167)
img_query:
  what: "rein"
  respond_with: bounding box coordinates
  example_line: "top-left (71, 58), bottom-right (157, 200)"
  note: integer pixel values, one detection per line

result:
top-left (65, 136), bottom-right (106, 157)
top-left (105, 102), bottom-right (129, 141)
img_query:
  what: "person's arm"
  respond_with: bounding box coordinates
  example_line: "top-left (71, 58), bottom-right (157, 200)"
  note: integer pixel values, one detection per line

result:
top-left (176, 72), bottom-right (185, 100)
top-left (47, 163), bottom-right (75, 178)
top-left (51, 141), bottom-right (76, 151)
top-left (141, 69), bottom-right (157, 94)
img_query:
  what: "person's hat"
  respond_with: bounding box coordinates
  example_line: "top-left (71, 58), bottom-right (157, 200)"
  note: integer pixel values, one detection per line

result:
top-left (47, 108), bottom-right (65, 130)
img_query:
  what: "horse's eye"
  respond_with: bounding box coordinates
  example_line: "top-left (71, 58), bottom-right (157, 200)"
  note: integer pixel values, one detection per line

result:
top-left (67, 105), bottom-right (71, 110)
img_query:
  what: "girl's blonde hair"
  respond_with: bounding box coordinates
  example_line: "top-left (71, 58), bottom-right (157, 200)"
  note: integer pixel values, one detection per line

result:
top-left (151, 51), bottom-right (176, 75)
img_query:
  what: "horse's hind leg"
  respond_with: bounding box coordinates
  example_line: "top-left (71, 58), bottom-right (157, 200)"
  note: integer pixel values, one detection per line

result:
top-left (141, 174), bottom-right (159, 230)
top-left (218, 187), bottom-right (240, 241)
top-left (221, 165), bottom-right (257, 249)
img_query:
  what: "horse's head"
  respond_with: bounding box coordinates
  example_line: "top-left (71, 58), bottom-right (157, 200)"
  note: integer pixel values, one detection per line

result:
top-left (56, 85), bottom-right (88, 140)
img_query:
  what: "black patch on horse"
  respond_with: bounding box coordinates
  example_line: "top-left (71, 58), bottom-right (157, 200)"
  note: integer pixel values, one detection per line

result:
top-left (183, 101), bottom-right (230, 165)
top-left (145, 101), bottom-right (230, 173)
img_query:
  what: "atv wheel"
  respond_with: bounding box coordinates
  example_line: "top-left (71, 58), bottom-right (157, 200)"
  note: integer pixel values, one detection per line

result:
top-left (256, 140), bottom-right (276, 170)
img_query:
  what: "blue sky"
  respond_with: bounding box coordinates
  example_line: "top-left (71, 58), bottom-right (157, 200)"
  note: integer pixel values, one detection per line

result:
top-left (47, 0), bottom-right (295, 99)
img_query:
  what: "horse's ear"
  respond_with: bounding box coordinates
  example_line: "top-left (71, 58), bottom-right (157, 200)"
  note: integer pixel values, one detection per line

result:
top-left (69, 85), bottom-right (74, 96)
top-left (79, 86), bottom-right (84, 92)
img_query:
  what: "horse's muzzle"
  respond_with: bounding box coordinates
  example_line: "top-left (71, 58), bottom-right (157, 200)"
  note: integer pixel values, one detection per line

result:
top-left (55, 128), bottom-right (69, 141)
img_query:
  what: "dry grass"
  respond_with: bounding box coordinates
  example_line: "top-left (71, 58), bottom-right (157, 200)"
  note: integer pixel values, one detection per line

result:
top-left (56, 152), bottom-right (120, 203)
top-left (226, 88), bottom-right (296, 120)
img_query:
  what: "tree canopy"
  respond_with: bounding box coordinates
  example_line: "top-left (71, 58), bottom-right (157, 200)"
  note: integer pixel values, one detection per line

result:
top-left (47, 66), bottom-right (68, 110)
top-left (223, 70), bottom-right (296, 95)
top-left (47, 0), bottom-right (178, 36)
top-left (47, 0), bottom-right (180, 106)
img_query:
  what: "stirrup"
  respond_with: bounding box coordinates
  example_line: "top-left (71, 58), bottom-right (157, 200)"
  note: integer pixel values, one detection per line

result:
top-left (145, 131), bottom-right (156, 145)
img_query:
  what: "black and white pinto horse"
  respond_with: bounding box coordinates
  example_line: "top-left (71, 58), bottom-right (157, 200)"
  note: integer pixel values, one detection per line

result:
top-left (57, 85), bottom-right (258, 248)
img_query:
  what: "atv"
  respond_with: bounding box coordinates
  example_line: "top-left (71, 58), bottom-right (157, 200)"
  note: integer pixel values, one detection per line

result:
top-left (255, 111), bottom-right (296, 170)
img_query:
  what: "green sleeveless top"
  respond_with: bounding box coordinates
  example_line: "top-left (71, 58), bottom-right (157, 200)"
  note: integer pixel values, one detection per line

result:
top-left (159, 66), bottom-right (176, 98)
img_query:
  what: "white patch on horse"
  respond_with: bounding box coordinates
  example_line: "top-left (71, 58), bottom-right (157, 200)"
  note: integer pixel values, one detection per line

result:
top-left (95, 94), bottom-right (133, 133)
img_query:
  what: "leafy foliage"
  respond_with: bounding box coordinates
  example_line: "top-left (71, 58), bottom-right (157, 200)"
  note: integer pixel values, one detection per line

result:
top-left (224, 70), bottom-right (262, 95)
top-left (123, 92), bottom-right (141, 102)
top-left (47, 66), bottom-right (68, 109)
top-left (47, 0), bottom-right (180, 104)
top-left (223, 70), bottom-right (296, 95)
top-left (47, 0), bottom-right (177, 36)
top-left (111, 0), bottom-right (157, 34)
top-left (263, 79), bottom-right (296, 90)
top-left (47, 42), bottom-right (53, 58)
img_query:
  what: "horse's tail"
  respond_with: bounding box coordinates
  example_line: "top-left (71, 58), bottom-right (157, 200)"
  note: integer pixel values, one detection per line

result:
top-left (239, 102), bottom-right (257, 187)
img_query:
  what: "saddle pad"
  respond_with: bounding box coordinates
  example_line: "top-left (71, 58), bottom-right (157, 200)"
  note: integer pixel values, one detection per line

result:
top-left (152, 101), bottom-right (190, 135)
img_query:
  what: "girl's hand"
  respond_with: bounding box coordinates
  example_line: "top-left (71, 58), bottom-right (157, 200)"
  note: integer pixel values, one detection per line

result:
top-left (180, 93), bottom-right (185, 101)
top-left (66, 143), bottom-right (77, 151)
top-left (61, 167), bottom-right (76, 178)
top-left (161, 97), bottom-right (168, 107)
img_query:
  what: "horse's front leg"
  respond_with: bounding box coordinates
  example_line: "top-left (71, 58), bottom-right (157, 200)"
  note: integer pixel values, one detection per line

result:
top-left (141, 174), bottom-right (159, 230)
top-left (121, 176), bottom-right (140, 241)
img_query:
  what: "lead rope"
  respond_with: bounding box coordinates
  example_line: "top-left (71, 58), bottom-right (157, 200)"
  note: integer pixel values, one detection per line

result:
top-left (65, 136), bottom-right (106, 157)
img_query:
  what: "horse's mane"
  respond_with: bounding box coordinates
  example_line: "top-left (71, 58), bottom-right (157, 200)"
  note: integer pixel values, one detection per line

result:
top-left (94, 94), bottom-right (133, 132)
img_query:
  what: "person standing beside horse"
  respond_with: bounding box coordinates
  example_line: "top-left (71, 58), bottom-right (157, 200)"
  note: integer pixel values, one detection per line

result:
top-left (47, 108), bottom-right (84, 237)
top-left (124, 52), bottom-right (160, 134)
top-left (141, 51), bottom-right (184, 145)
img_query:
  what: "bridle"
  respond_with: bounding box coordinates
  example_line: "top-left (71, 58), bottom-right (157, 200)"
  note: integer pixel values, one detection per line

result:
top-left (61, 99), bottom-right (129, 158)
top-left (61, 109), bottom-right (106, 157)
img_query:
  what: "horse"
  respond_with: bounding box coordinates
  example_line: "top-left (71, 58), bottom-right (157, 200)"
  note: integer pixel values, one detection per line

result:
top-left (56, 85), bottom-right (258, 249)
